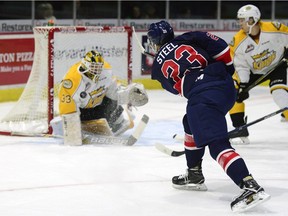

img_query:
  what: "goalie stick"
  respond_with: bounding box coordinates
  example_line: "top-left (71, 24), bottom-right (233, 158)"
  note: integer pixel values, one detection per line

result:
top-left (8, 114), bottom-right (149, 146)
top-left (155, 107), bottom-right (288, 157)
top-left (83, 114), bottom-right (149, 145)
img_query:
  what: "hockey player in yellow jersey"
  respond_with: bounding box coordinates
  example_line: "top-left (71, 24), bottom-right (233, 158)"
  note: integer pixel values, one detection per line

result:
top-left (229, 4), bottom-right (288, 144)
top-left (55, 50), bottom-right (148, 145)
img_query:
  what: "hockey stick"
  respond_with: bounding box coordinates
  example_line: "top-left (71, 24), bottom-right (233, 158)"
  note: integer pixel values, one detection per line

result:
top-left (241, 58), bottom-right (287, 93)
top-left (132, 26), bottom-right (155, 58)
top-left (155, 107), bottom-right (288, 157)
top-left (83, 114), bottom-right (149, 146)
top-left (7, 114), bottom-right (149, 146)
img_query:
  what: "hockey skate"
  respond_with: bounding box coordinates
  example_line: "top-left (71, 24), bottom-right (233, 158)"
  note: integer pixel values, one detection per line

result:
top-left (231, 175), bottom-right (270, 213)
top-left (229, 115), bottom-right (250, 144)
top-left (229, 128), bottom-right (250, 144)
top-left (229, 128), bottom-right (250, 145)
top-left (172, 160), bottom-right (207, 191)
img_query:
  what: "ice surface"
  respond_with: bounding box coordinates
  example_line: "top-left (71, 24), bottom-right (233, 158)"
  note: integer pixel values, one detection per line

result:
top-left (0, 87), bottom-right (287, 216)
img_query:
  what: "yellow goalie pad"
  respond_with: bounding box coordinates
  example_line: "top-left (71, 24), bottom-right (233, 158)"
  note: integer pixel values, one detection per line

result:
top-left (81, 118), bottom-right (113, 136)
top-left (81, 108), bottom-right (135, 137)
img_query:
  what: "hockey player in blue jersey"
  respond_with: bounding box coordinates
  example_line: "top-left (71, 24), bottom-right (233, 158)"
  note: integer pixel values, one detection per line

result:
top-left (147, 20), bottom-right (270, 212)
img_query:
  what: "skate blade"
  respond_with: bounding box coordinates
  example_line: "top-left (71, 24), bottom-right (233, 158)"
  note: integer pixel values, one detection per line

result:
top-left (230, 137), bottom-right (250, 145)
top-left (172, 183), bottom-right (208, 191)
top-left (231, 191), bottom-right (271, 213)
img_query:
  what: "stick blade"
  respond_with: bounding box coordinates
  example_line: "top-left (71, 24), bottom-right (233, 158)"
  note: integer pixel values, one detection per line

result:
top-left (155, 143), bottom-right (174, 156)
top-left (125, 114), bottom-right (149, 146)
top-left (155, 143), bottom-right (185, 157)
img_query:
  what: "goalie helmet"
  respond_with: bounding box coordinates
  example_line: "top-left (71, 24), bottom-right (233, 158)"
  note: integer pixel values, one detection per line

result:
top-left (147, 20), bottom-right (174, 53)
top-left (79, 50), bottom-right (104, 82)
top-left (237, 4), bottom-right (261, 34)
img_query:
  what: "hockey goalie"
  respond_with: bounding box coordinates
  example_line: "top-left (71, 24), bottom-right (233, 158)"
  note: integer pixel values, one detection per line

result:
top-left (51, 50), bottom-right (148, 145)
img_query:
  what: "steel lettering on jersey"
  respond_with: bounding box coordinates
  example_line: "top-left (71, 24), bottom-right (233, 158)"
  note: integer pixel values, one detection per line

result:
top-left (157, 43), bottom-right (178, 64)
top-left (206, 32), bottom-right (219, 41)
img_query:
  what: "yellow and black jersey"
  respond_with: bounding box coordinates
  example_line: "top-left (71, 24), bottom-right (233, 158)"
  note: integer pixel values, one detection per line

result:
top-left (229, 21), bottom-right (288, 83)
top-left (58, 61), bottom-right (117, 115)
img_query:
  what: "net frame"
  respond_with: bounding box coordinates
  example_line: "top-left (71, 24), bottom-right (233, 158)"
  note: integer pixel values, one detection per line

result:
top-left (0, 26), bottom-right (133, 136)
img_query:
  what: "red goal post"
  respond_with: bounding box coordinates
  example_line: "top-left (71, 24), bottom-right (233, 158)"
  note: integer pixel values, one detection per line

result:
top-left (0, 26), bottom-right (133, 136)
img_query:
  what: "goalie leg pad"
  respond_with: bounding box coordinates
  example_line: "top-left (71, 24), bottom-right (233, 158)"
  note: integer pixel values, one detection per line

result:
top-left (50, 116), bottom-right (63, 136)
top-left (62, 112), bottom-right (82, 146)
top-left (81, 118), bottom-right (113, 136)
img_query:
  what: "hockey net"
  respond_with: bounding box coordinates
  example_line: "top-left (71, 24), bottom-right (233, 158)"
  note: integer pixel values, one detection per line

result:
top-left (0, 26), bottom-right (132, 136)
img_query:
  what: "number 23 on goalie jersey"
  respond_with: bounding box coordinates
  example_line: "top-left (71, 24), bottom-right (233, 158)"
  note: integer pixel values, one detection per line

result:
top-left (58, 61), bottom-right (114, 115)
top-left (151, 31), bottom-right (233, 96)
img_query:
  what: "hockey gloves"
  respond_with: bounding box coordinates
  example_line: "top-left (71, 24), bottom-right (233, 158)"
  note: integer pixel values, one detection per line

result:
top-left (236, 82), bottom-right (249, 103)
top-left (118, 83), bottom-right (149, 107)
top-left (128, 83), bottom-right (149, 106)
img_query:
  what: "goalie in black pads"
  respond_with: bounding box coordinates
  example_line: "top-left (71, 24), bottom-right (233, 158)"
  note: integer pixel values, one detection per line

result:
top-left (146, 20), bottom-right (270, 212)
top-left (229, 4), bottom-right (288, 144)
top-left (52, 50), bottom-right (148, 145)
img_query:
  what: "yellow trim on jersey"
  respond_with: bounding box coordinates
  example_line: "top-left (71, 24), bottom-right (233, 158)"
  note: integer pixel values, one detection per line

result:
top-left (260, 21), bottom-right (288, 33)
top-left (58, 60), bottom-right (112, 115)
top-left (229, 21), bottom-right (288, 58)
top-left (59, 62), bottom-right (82, 115)
top-left (232, 72), bottom-right (240, 88)
top-left (229, 29), bottom-right (247, 58)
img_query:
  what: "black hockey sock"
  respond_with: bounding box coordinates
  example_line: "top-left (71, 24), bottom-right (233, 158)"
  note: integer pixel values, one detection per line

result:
top-left (230, 112), bottom-right (246, 128)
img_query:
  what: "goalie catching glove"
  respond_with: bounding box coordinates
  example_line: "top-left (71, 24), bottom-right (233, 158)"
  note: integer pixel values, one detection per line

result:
top-left (118, 83), bottom-right (148, 107)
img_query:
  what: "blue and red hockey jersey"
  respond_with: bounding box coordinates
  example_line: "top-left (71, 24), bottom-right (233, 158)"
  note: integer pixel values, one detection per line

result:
top-left (151, 31), bottom-right (234, 96)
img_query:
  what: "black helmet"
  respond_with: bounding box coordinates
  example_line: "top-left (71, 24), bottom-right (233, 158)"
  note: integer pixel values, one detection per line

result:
top-left (147, 20), bottom-right (174, 52)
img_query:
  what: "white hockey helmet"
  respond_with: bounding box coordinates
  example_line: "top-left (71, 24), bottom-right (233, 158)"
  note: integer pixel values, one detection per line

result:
top-left (237, 5), bottom-right (261, 34)
top-left (237, 4), bottom-right (261, 23)
top-left (79, 50), bottom-right (104, 82)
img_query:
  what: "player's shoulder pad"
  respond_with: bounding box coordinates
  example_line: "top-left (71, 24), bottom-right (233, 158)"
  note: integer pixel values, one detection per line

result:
top-left (62, 62), bottom-right (82, 90)
top-left (261, 21), bottom-right (287, 32)
top-left (104, 61), bottom-right (112, 70)
top-left (229, 30), bottom-right (247, 52)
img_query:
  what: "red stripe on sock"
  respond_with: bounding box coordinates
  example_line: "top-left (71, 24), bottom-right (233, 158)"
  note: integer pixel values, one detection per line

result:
top-left (184, 133), bottom-right (196, 148)
top-left (218, 150), bottom-right (240, 170)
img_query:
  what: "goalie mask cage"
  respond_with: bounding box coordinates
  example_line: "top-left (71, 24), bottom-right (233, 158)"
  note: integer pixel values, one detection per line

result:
top-left (0, 26), bottom-right (133, 136)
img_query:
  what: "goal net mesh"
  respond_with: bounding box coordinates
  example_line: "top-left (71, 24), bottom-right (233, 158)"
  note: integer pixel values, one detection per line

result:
top-left (0, 26), bottom-right (132, 135)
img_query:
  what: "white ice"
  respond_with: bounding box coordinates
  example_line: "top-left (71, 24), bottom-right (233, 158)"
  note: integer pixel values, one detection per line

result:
top-left (0, 87), bottom-right (287, 216)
